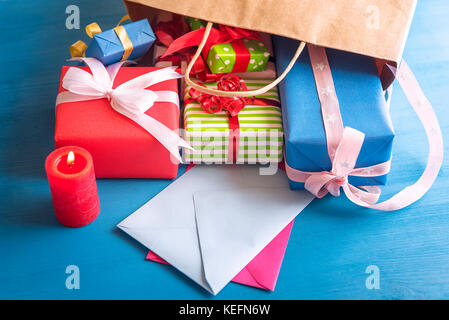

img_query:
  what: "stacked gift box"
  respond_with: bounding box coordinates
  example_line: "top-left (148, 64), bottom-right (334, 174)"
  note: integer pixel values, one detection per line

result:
top-left (57, 12), bottom-right (285, 177)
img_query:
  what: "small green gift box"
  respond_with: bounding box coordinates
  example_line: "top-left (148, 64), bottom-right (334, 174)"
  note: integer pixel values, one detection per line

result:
top-left (181, 18), bottom-right (270, 74)
top-left (205, 39), bottom-right (270, 74)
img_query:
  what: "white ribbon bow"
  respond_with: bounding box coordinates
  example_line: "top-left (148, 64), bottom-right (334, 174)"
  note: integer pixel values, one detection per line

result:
top-left (56, 57), bottom-right (193, 162)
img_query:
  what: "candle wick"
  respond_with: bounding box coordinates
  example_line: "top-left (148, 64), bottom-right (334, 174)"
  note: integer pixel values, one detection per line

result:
top-left (67, 151), bottom-right (75, 168)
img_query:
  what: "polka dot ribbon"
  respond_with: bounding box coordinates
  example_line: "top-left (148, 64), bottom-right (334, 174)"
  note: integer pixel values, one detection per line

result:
top-left (285, 44), bottom-right (444, 211)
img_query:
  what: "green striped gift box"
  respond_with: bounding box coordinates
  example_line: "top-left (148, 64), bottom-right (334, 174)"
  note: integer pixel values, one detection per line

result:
top-left (183, 79), bottom-right (284, 164)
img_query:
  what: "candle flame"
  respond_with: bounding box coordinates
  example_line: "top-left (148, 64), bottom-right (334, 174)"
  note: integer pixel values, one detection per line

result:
top-left (67, 151), bottom-right (75, 166)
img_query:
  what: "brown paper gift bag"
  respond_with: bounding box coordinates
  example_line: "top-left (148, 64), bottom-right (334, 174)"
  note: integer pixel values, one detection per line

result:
top-left (124, 0), bottom-right (416, 92)
top-left (120, 0), bottom-right (443, 212)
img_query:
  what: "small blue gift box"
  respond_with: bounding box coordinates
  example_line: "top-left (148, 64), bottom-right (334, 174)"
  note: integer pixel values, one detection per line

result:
top-left (85, 19), bottom-right (156, 66)
top-left (274, 36), bottom-right (395, 190)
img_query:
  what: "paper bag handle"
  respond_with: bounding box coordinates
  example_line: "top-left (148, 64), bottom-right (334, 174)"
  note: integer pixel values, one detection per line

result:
top-left (185, 22), bottom-right (306, 97)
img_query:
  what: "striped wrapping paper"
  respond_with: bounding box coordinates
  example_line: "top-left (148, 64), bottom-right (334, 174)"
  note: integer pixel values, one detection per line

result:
top-left (183, 79), bottom-right (284, 164)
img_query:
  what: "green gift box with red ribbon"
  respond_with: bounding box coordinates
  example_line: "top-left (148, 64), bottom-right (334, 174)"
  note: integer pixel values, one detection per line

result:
top-left (206, 38), bottom-right (270, 74)
top-left (161, 25), bottom-right (271, 75)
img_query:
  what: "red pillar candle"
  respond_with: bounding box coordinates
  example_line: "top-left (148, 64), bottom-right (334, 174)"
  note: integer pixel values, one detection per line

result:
top-left (45, 146), bottom-right (100, 227)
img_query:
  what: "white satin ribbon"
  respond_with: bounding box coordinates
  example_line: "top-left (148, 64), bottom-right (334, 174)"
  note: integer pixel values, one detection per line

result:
top-left (56, 58), bottom-right (193, 162)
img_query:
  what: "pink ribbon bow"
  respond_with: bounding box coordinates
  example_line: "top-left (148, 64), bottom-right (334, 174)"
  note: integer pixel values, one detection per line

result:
top-left (56, 58), bottom-right (193, 162)
top-left (285, 127), bottom-right (391, 207)
top-left (285, 44), bottom-right (444, 211)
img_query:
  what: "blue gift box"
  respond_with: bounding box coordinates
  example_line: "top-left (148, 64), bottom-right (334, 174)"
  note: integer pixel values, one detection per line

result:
top-left (85, 19), bottom-right (156, 66)
top-left (274, 36), bottom-right (395, 190)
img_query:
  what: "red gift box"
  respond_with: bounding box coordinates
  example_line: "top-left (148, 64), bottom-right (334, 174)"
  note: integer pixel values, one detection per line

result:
top-left (55, 66), bottom-right (180, 179)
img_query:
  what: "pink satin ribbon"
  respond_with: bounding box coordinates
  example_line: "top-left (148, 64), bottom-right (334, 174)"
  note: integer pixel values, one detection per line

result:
top-left (285, 44), bottom-right (444, 211)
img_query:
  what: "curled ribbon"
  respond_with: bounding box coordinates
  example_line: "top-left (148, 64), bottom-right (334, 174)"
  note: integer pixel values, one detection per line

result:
top-left (187, 75), bottom-right (249, 116)
top-left (56, 57), bottom-right (193, 162)
top-left (285, 44), bottom-right (444, 211)
top-left (70, 15), bottom-right (134, 62)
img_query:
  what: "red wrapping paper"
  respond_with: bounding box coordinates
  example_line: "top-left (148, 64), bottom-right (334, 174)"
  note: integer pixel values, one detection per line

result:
top-left (55, 67), bottom-right (180, 179)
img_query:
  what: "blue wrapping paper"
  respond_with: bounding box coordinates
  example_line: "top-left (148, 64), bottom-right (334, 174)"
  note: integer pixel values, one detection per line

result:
top-left (85, 19), bottom-right (155, 66)
top-left (274, 36), bottom-right (395, 190)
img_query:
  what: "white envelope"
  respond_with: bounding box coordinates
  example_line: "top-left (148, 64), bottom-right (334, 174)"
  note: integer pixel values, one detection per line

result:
top-left (117, 165), bottom-right (314, 294)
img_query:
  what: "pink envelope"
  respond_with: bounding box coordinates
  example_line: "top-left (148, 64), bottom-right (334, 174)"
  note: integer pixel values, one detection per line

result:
top-left (146, 220), bottom-right (294, 291)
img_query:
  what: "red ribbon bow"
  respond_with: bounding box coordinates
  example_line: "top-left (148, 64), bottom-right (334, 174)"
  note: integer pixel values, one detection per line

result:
top-left (188, 74), bottom-right (249, 116)
top-left (154, 15), bottom-right (208, 78)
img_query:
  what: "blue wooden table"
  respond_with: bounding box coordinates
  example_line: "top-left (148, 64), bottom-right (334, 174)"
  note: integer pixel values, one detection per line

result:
top-left (0, 0), bottom-right (448, 300)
